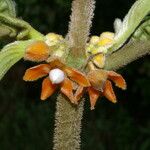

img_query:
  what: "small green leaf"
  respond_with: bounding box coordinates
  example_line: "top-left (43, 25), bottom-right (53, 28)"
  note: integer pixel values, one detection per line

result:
top-left (0, 40), bottom-right (34, 80)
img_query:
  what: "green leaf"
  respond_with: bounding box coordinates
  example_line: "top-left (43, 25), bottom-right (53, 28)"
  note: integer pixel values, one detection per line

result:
top-left (0, 40), bottom-right (34, 80)
top-left (0, 24), bottom-right (11, 38)
top-left (0, 0), bottom-right (44, 40)
top-left (0, 0), bottom-right (16, 17)
top-left (0, 13), bottom-right (44, 40)
top-left (0, 0), bottom-right (16, 38)
top-left (110, 0), bottom-right (150, 53)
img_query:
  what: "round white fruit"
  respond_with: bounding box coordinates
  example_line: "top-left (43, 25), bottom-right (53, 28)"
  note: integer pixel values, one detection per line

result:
top-left (49, 68), bottom-right (65, 84)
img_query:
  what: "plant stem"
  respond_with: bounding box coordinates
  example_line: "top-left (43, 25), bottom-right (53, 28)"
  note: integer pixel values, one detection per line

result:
top-left (53, 0), bottom-right (95, 149)
top-left (68, 0), bottom-right (95, 57)
top-left (105, 41), bottom-right (150, 70)
top-left (53, 94), bottom-right (84, 150)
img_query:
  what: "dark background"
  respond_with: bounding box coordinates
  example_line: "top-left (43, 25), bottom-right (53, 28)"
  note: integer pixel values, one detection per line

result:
top-left (0, 0), bottom-right (150, 149)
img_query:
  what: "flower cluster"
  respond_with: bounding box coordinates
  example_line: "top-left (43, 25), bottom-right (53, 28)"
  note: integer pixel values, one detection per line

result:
top-left (23, 33), bottom-right (127, 110)
top-left (86, 32), bottom-right (114, 68)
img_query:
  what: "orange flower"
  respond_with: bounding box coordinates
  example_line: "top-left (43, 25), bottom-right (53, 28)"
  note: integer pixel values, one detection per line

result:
top-left (23, 59), bottom-right (90, 103)
top-left (75, 69), bottom-right (127, 110)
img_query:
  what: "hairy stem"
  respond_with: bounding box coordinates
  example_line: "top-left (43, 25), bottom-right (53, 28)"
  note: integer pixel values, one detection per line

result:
top-left (53, 94), bottom-right (84, 150)
top-left (53, 0), bottom-right (95, 149)
top-left (68, 0), bottom-right (95, 57)
top-left (105, 41), bottom-right (150, 70)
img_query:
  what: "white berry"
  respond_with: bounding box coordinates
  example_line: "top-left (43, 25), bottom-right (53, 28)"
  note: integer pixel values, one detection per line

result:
top-left (49, 68), bottom-right (65, 84)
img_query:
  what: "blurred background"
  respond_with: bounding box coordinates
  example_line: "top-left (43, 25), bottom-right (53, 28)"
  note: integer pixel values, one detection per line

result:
top-left (0, 0), bottom-right (150, 149)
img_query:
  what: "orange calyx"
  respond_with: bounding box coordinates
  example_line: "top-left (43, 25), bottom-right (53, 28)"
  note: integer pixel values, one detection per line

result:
top-left (103, 80), bottom-right (117, 103)
top-left (47, 58), bottom-right (65, 70)
top-left (41, 77), bottom-right (57, 100)
top-left (60, 78), bottom-right (75, 103)
top-left (65, 67), bottom-right (90, 87)
top-left (74, 86), bottom-right (85, 103)
top-left (23, 64), bottom-right (51, 81)
top-left (87, 69), bottom-right (108, 91)
top-left (107, 71), bottom-right (127, 90)
top-left (88, 87), bottom-right (101, 110)
top-left (86, 69), bottom-right (126, 109)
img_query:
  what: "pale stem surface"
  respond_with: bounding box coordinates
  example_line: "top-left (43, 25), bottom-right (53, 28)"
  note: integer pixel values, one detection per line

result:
top-left (53, 94), bottom-right (84, 150)
top-left (105, 41), bottom-right (150, 70)
top-left (68, 0), bottom-right (95, 57)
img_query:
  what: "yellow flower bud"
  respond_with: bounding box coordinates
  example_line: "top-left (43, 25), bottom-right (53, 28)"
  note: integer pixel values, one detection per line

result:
top-left (45, 33), bottom-right (63, 46)
top-left (90, 36), bottom-right (100, 44)
top-left (98, 32), bottom-right (115, 46)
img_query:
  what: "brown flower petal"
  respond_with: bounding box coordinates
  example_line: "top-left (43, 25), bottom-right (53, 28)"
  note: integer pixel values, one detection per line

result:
top-left (24, 41), bottom-right (50, 62)
top-left (87, 70), bottom-right (108, 90)
top-left (88, 87), bottom-right (101, 110)
top-left (103, 80), bottom-right (117, 103)
top-left (60, 78), bottom-right (75, 103)
top-left (41, 77), bottom-right (57, 100)
top-left (107, 71), bottom-right (127, 90)
top-left (74, 86), bottom-right (85, 103)
top-left (48, 58), bottom-right (65, 70)
top-left (23, 64), bottom-right (50, 81)
top-left (65, 67), bottom-right (90, 87)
